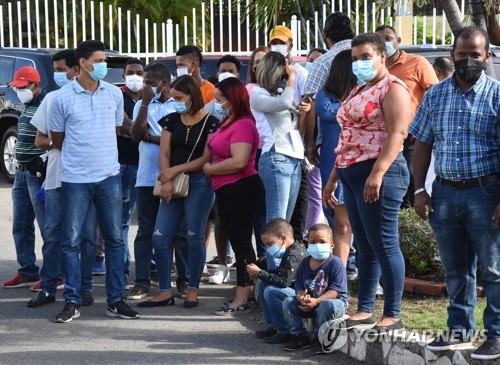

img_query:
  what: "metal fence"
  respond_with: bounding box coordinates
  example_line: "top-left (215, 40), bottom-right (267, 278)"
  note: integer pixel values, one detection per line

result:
top-left (0, 0), bottom-right (457, 61)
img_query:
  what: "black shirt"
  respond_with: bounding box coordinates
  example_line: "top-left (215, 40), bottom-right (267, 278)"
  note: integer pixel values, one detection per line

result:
top-left (117, 88), bottom-right (139, 165)
top-left (159, 112), bottom-right (218, 167)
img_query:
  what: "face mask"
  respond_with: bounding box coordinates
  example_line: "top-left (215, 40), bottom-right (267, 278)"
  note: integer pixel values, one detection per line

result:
top-left (54, 68), bottom-right (73, 88)
top-left (385, 42), bottom-right (397, 58)
top-left (271, 44), bottom-right (289, 57)
top-left (307, 243), bottom-right (332, 261)
top-left (85, 60), bottom-right (108, 81)
top-left (151, 81), bottom-right (164, 101)
top-left (218, 72), bottom-right (237, 82)
top-left (270, 79), bottom-right (287, 95)
top-left (125, 74), bottom-right (144, 92)
top-left (352, 57), bottom-right (380, 84)
top-left (15, 86), bottom-right (34, 104)
top-left (214, 100), bottom-right (231, 117)
top-left (177, 62), bottom-right (193, 77)
top-left (173, 96), bottom-right (191, 114)
top-left (305, 62), bottom-right (313, 73)
top-left (267, 242), bottom-right (286, 258)
top-left (454, 57), bottom-right (485, 83)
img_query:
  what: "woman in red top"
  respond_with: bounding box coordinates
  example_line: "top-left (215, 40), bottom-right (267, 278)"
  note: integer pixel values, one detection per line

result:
top-left (323, 32), bottom-right (411, 333)
top-left (203, 77), bottom-right (264, 315)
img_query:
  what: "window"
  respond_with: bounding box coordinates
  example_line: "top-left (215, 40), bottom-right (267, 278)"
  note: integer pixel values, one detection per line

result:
top-left (0, 57), bottom-right (15, 86)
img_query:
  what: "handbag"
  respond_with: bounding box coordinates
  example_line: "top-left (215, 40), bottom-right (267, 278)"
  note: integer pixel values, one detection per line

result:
top-left (153, 114), bottom-right (210, 198)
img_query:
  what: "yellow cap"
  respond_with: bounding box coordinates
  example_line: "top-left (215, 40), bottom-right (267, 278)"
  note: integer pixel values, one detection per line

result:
top-left (269, 25), bottom-right (293, 43)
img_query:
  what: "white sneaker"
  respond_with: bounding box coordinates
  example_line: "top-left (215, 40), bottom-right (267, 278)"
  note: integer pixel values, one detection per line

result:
top-left (208, 265), bottom-right (229, 285)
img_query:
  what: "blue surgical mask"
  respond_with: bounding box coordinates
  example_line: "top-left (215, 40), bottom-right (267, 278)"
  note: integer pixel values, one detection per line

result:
top-left (214, 100), bottom-right (231, 117)
top-left (54, 68), bottom-right (73, 88)
top-left (385, 42), bottom-right (397, 58)
top-left (305, 62), bottom-right (313, 73)
top-left (267, 242), bottom-right (286, 258)
top-left (352, 57), bottom-right (380, 84)
top-left (173, 96), bottom-right (191, 114)
top-left (307, 243), bottom-right (332, 261)
top-left (85, 60), bottom-right (108, 81)
top-left (151, 81), bottom-right (163, 101)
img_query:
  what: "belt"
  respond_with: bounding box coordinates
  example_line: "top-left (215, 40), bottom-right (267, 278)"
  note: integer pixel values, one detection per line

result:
top-left (436, 173), bottom-right (500, 189)
top-left (18, 159), bottom-right (41, 171)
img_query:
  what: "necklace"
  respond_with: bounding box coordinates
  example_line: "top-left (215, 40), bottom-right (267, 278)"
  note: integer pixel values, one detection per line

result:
top-left (185, 124), bottom-right (194, 144)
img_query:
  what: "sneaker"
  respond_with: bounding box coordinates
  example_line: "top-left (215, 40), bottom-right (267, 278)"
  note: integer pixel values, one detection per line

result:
top-left (208, 265), bottom-right (229, 285)
top-left (150, 272), bottom-right (159, 286)
top-left (55, 302), bottom-right (81, 323)
top-left (256, 327), bottom-right (277, 339)
top-left (31, 278), bottom-right (64, 292)
top-left (311, 337), bottom-right (327, 354)
top-left (223, 296), bottom-right (256, 307)
top-left (214, 303), bottom-right (251, 316)
top-left (126, 285), bottom-right (150, 300)
top-left (2, 273), bottom-right (39, 288)
top-left (265, 333), bottom-right (292, 344)
top-left (426, 330), bottom-right (474, 351)
top-left (92, 257), bottom-right (106, 276)
top-left (471, 338), bottom-right (500, 360)
top-left (283, 334), bottom-right (311, 351)
top-left (206, 256), bottom-right (220, 267)
top-left (81, 290), bottom-right (94, 306)
top-left (106, 299), bottom-right (140, 319)
top-left (177, 282), bottom-right (188, 299)
top-left (27, 291), bottom-right (56, 307)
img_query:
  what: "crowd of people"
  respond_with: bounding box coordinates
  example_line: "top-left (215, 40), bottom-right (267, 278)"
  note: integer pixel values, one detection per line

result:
top-left (2, 10), bottom-right (499, 360)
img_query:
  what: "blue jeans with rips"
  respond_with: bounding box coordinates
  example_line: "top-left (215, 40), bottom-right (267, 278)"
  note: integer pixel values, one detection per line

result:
top-left (41, 188), bottom-right (97, 296)
top-left (12, 169), bottom-right (45, 279)
top-left (61, 175), bottom-right (125, 305)
top-left (336, 154), bottom-right (409, 318)
top-left (429, 180), bottom-right (500, 339)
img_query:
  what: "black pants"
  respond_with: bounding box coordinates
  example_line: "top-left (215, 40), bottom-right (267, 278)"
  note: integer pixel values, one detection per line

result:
top-left (401, 138), bottom-right (415, 209)
top-left (290, 167), bottom-right (308, 244)
top-left (216, 174), bottom-right (265, 287)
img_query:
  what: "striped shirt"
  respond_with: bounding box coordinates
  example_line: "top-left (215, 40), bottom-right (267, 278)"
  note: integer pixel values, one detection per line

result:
top-left (16, 94), bottom-right (46, 163)
top-left (409, 73), bottom-right (500, 180)
top-left (49, 79), bottom-right (124, 183)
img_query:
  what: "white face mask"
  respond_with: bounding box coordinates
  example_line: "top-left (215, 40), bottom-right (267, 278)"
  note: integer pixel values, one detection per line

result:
top-left (271, 44), bottom-right (289, 57)
top-left (15, 86), bottom-right (34, 104)
top-left (125, 74), bottom-right (144, 92)
top-left (218, 72), bottom-right (237, 82)
top-left (177, 62), bottom-right (193, 77)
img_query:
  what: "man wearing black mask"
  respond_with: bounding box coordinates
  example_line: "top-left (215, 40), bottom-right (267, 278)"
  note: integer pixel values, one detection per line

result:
top-left (411, 26), bottom-right (500, 361)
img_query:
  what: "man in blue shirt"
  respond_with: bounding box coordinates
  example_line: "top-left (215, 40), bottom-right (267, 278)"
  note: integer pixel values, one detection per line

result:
top-left (2, 67), bottom-right (46, 289)
top-left (49, 40), bottom-right (139, 323)
top-left (411, 26), bottom-right (500, 361)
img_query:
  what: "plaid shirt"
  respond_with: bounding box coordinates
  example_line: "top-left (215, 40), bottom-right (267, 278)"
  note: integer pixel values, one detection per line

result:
top-left (304, 39), bottom-right (352, 94)
top-left (410, 73), bottom-right (500, 180)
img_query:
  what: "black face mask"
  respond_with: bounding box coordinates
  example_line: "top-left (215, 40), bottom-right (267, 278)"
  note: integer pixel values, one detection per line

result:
top-left (454, 57), bottom-right (485, 83)
top-left (269, 79), bottom-right (287, 95)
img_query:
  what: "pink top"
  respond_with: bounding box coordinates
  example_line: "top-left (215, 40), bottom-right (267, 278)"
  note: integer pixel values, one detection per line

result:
top-left (335, 74), bottom-right (407, 168)
top-left (207, 117), bottom-right (259, 191)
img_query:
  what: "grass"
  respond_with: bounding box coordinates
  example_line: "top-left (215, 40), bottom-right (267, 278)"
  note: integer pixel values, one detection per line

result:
top-left (347, 282), bottom-right (487, 333)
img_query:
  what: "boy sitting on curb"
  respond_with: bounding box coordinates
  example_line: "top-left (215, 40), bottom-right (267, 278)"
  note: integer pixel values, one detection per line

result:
top-left (282, 223), bottom-right (348, 352)
top-left (247, 218), bottom-right (308, 344)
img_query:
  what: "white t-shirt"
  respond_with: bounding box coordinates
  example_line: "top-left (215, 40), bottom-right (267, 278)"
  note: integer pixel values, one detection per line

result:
top-left (30, 91), bottom-right (60, 190)
top-left (293, 63), bottom-right (308, 105)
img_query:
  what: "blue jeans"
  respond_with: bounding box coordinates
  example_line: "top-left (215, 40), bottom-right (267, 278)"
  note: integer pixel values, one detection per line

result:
top-left (41, 188), bottom-right (97, 296)
top-left (120, 163), bottom-right (138, 275)
top-left (258, 280), bottom-right (295, 333)
top-left (12, 169), bottom-right (45, 279)
top-left (284, 296), bottom-right (347, 336)
top-left (429, 180), bottom-right (500, 339)
top-left (61, 175), bottom-right (125, 305)
top-left (258, 149), bottom-right (301, 222)
top-left (336, 154), bottom-right (409, 318)
top-left (153, 172), bottom-right (214, 291)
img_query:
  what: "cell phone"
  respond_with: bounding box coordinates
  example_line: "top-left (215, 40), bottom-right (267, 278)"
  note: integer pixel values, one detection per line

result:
top-left (301, 93), bottom-right (314, 103)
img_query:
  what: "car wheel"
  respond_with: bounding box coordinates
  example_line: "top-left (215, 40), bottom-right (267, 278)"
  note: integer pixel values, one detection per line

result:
top-left (1, 125), bottom-right (17, 183)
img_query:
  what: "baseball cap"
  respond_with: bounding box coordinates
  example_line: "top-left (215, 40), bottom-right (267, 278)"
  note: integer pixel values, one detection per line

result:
top-left (8, 66), bottom-right (41, 88)
top-left (269, 26), bottom-right (293, 43)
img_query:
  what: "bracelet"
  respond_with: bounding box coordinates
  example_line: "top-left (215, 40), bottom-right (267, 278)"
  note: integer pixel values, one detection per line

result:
top-left (414, 188), bottom-right (426, 196)
top-left (140, 104), bottom-right (149, 108)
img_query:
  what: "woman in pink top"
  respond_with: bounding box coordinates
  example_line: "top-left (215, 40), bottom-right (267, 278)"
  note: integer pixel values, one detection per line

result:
top-left (323, 33), bottom-right (412, 333)
top-left (203, 77), bottom-right (264, 315)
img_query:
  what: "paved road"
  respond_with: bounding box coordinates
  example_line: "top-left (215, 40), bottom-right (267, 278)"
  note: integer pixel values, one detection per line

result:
top-left (0, 177), bottom-right (362, 365)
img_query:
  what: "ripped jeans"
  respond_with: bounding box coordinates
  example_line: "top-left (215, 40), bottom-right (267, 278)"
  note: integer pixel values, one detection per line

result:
top-left (152, 172), bottom-right (214, 292)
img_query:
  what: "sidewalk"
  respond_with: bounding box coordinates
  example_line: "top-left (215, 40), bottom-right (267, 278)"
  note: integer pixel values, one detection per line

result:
top-left (0, 179), bottom-right (361, 365)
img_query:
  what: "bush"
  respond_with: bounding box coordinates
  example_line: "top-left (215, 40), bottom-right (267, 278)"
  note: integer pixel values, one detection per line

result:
top-left (398, 208), bottom-right (443, 280)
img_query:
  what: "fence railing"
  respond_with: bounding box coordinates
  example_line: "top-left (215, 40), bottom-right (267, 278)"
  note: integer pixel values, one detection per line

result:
top-left (0, 0), bottom-right (457, 62)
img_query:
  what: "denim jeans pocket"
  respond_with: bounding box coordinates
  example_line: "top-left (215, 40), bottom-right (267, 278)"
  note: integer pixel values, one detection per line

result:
top-left (480, 181), bottom-right (500, 198)
top-left (269, 151), bottom-right (289, 164)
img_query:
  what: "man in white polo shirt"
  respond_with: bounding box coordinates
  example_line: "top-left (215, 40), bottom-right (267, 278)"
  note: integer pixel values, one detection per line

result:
top-left (49, 40), bottom-right (139, 323)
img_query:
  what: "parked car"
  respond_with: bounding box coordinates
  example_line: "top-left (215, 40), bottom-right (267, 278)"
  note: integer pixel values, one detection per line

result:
top-left (0, 47), bottom-right (129, 183)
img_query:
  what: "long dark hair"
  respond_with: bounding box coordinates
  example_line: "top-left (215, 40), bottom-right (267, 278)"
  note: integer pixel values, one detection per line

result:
top-left (216, 77), bottom-right (255, 129)
top-left (324, 49), bottom-right (357, 101)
